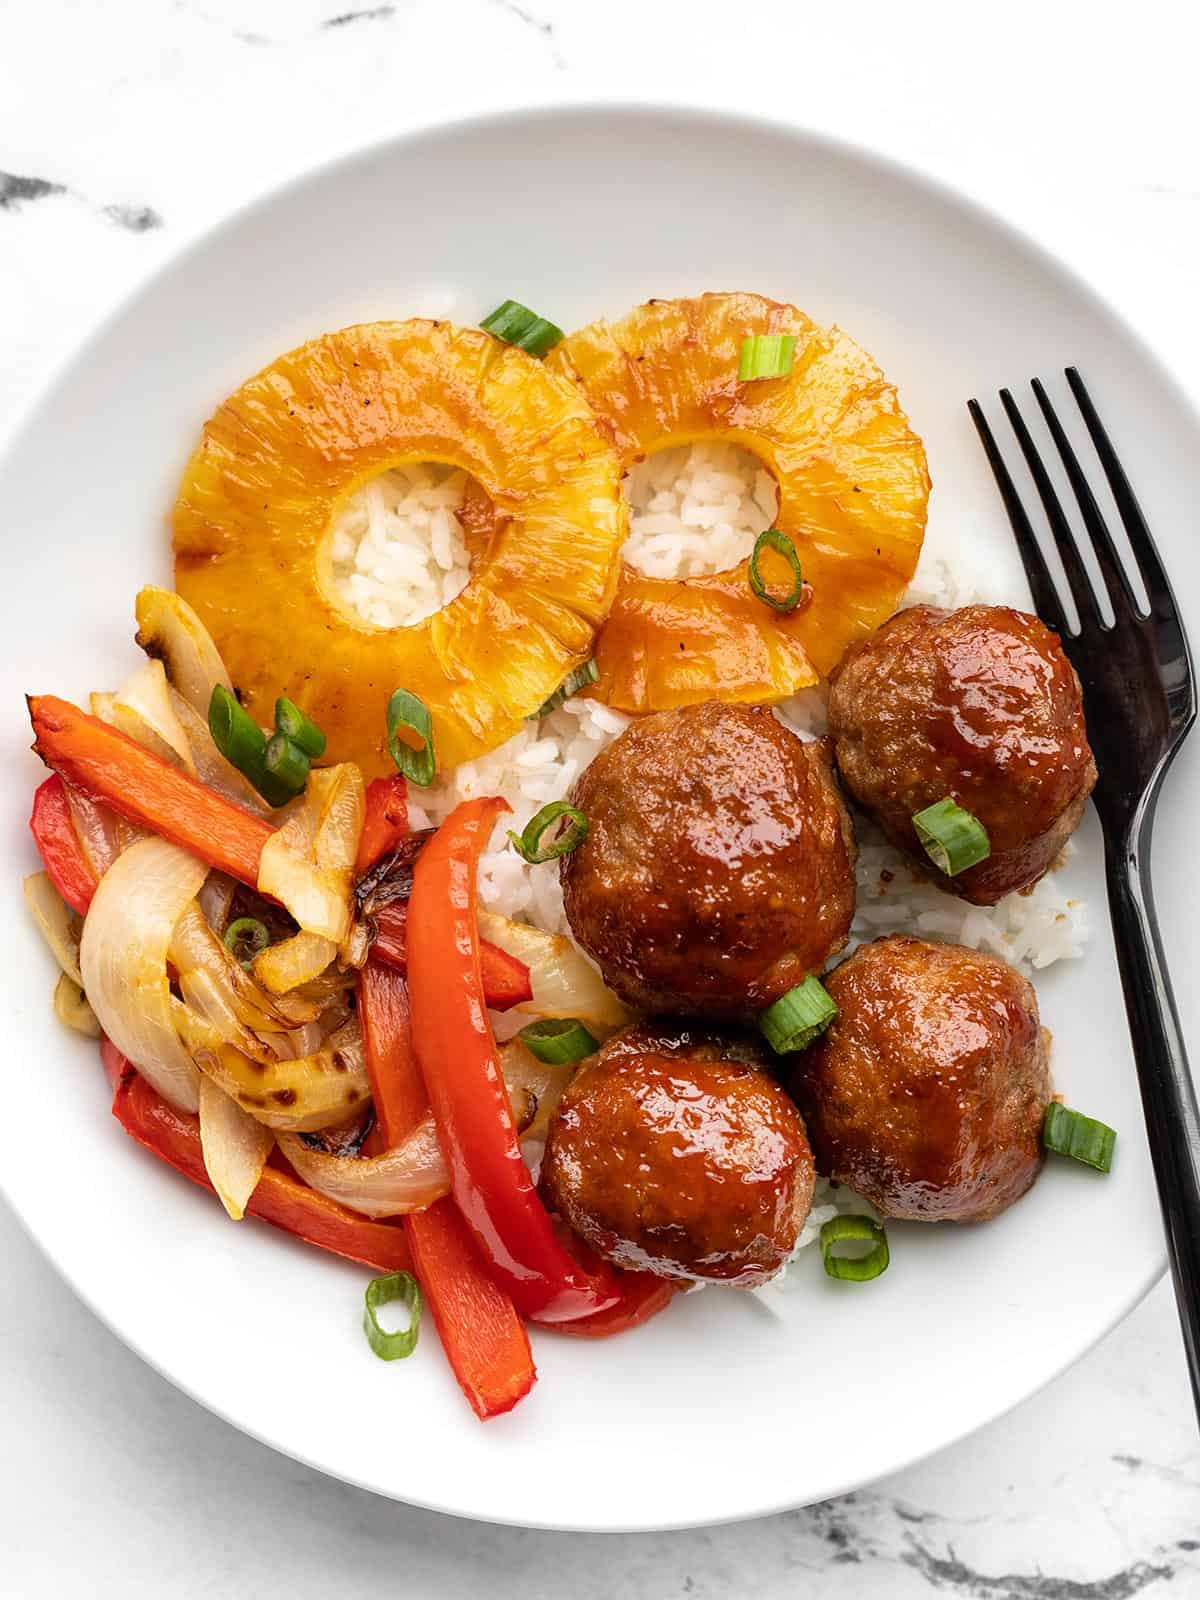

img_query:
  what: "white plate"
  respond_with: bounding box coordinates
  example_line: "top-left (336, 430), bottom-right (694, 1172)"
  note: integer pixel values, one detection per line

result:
top-left (2, 105), bottom-right (1198, 1532)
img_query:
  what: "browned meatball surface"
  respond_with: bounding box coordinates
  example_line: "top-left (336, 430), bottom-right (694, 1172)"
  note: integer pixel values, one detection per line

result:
top-left (540, 1021), bottom-right (816, 1285)
top-left (828, 605), bottom-right (1095, 905)
top-left (794, 936), bottom-right (1051, 1223)
top-left (561, 701), bottom-right (856, 1018)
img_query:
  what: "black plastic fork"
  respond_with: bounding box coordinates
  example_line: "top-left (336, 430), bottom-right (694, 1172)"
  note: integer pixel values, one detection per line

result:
top-left (970, 371), bottom-right (1200, 1417)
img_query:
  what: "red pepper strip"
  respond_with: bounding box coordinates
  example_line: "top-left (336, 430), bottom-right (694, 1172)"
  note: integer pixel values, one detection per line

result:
top-left (542, 1227), bottom-right (681, 1339)
top-left (404, 1200), bottom-right (536, 1417)
top-left (355, 775), bottom-right (409, 875)
top-left (371, 900), bottom-right (533, 1013)
top-left (101, 1039), bottom-right (413, 1274)
top-left (29, 695), bottom-right (273, 890)
top-left (407, 797), bottom-right (620, 1323)
top-left (30, 774), bottom-right (97, 915)
top-left (359, 961), bottom-right (429, 1137)
top-left (547, 1275), bottom-right (679, 1337)
top-left (360, 897), bottom-right (535, 1418)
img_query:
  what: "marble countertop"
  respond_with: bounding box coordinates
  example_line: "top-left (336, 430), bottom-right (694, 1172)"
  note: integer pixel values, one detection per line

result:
top-left (3, 1), bottom-right (1200, 1593)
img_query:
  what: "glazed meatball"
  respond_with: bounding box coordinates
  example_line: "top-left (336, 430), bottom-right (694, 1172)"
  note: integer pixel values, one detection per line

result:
top-left (828, 605), bottom-right (1095, 904)
top-left (561, 701), bottom-right (856, 1018)
top-left (793, 936), bottom-right (1051, 1223)
top-left (540, 1021), bottom-right (816, 1285)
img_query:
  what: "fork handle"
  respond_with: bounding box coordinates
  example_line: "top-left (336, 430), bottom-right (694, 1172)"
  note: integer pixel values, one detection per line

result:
top-left (1105, 806), bottom-right (1200, 1415)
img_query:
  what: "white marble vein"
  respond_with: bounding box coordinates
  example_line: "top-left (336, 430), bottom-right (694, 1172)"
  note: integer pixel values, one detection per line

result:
top-left (3, 0), bottom-right (1200, 1593)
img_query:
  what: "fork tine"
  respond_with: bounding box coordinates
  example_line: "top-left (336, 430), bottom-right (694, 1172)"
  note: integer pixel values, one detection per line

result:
top-left (1031, 377), bottom-right (1140, 619)
top-left (999, 388), bottom-right (1101, 630)
top-left (967, 399), bottom-right (1068, 635)
top-left (1065, 367), bottom-right (1167, 618)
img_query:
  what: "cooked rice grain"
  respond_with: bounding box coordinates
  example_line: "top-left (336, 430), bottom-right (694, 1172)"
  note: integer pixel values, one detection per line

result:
top-left (329, 463), bottom-right (471, 629)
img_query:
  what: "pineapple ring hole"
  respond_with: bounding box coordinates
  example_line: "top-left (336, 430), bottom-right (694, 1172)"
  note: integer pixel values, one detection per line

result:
top-left (621, 441), bottom-right (780, 581)
top-left (325, 462), bottom-right (475, 630)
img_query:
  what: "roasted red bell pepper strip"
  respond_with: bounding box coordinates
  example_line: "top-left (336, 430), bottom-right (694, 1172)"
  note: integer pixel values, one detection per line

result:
top-left (359, 961), bottom-right (429, 1137)
top-left (355, 775), bottom-right (409, 875)
top-left (370, 900), bottom-right (533, 1012)
top-left (547, 1276), bottom-right (679, 1337)
top-left (480, 947), bottom-right (533, 1009)
top-left (30, 774), bottom-right (97, 915)
top-left (404, 1199), bottom-right (536, 1417)
top-left (102, 1039), bottom-right (413, 1274)
top-left (407, 798), bottom-right (621, 1323)
top-left (543, 1227), bottom-right (681, 1338)
top-left (360, 894), bottom-right (535, 1417)
top-left (30, 695), bottom-right (273, 889)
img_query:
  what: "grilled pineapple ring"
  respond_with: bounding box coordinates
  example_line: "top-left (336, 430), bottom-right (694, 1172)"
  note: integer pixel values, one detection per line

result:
top-left (547, 293), bottom-right (930, 711)
top-left (173, 320), bottom-right (624, 775)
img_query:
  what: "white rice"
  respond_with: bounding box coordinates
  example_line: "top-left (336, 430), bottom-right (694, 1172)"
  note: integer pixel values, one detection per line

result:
top-left (343, 448), bottom-right (1089, 1270)
top-left (329, 463), bottom-right (471, 628)
top-left (623, 441), bottom-right (778, 579)
top-left (406, 694), bottom-right (632, 935)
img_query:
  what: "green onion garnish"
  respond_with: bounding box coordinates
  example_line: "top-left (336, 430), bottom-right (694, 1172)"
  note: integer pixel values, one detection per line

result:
top-left (748, 528), bottom-right (804, 613)
top-left (508, 801), bottom-right (589, 864)
top-left (738, 333), bottom-right (796, 381)
top-left (264, 733), bottom-right (311, 797)
top-left (386, 689), bottom-right (436, 787)
top-left (518, 1017), bottom-right (598, 1065)
top-left (223, 917), bottom-right (270, 968)
top-left (759, 976), bottom-right (838, 1055)
top-left (480, 300), bottom-right (564, 359)
top-left (820, 1215), bottom-right (889, 1282)
top-left (362, 1271), bottom-right (422, 1361)
top-left (275, 696), bottom-right (326, 759)
top-left (209, 685), bottom-right (294, 808)
top-left (912, 797), bottom-right (991, 876)
top-left (1043, 1102), bottom-right (1117, 1173)
top-left (209, 684), bottom-right (267, 777)
top-left (529, 660), bottom-right (599, 720)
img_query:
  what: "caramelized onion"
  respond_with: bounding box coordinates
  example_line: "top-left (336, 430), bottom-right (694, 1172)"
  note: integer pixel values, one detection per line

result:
top-left (478, 911), bottom-right (630, 1034)
top-left (258, 765), bottom-right (364, 943)
top-left (80, 836), bottom-right (207, 1112)
top-left (134, 585), bottom-right (233, 719)
top-left (198, 1075), bottom-right (273, 1219)
top-left (276, 1117), bottom-right (449, 1219)
top-left (189, 1019), bottom-right (372, 1133)
top-left (23, 871), bottom-right (83, 985)
top-left (110, 658), bottom-right (197, 773)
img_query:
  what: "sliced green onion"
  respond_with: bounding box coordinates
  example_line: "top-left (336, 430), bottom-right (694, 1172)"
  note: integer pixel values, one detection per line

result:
top-left (738, 333), bottom-right (796, 381)
top-left (209, 684), bottom-right (267, 777)
top-left (1043, 1102), bottom-right (1117, 1173)
top-left (912, 797), bottom-right (991, 876)
top-left (820, 1215), bottom-right (889, 1282)
top-left (208, 685), bottom-right (296, 807)
top-left (274, 696), bottom-right (326, 759)
top-left (264, 733), bottom-right (310, 797)
top-left (759, 976), bottom-right (838, 1055)
top-left (518, 1017), bottom-right (598, 1065)
top-left (223, 917), bottom-right (270, 968)
top-left (529, 659), bottom-right (599, 720)
top-left (362, 1270), bottom-right (422, 1361)
top-left (748, 528), bottom-right (804, 613)
top-left (386, 689), bottom-right (436, 787)
top-left (508, 801), bottom-right (589, 864)
top-left (480, 300), bottom-right (564, 359)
